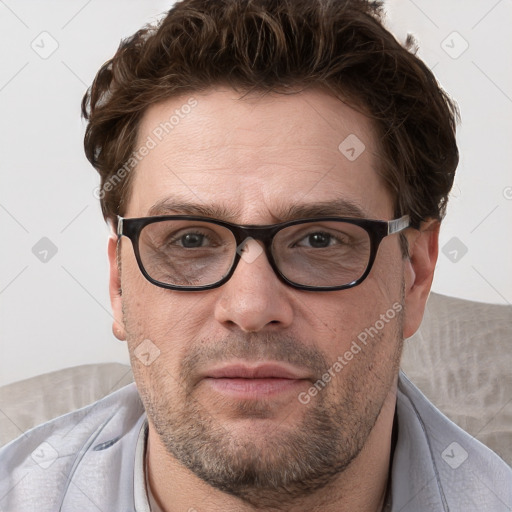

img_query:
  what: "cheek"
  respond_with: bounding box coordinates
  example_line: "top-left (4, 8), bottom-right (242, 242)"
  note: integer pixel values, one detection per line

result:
top-left (120, 258), bottom-right (212, 368)
top-left (323, 299), bottom-right (403, 400)
top-left (306, 257), bottom-right (404, 366)
top-left (312, 281), bottom-right (401, 345)
top-left (364, 239), bottom-right (405, 309)
top-left (120, 242), bottom-right (173, 333)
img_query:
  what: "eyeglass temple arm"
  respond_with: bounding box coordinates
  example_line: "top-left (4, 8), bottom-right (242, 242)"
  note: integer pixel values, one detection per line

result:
top-left (387, 215), bottom-right (410, 235)
top-left (114, 216), bottom-right (124, 237)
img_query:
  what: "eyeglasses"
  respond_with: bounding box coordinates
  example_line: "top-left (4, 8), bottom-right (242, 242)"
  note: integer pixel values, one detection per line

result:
top-left (117, 214), bottom-right (410, 292)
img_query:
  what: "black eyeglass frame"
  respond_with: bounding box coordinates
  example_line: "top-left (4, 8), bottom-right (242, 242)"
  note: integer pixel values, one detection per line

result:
top-left (117, 214), bottom-right (411, 292)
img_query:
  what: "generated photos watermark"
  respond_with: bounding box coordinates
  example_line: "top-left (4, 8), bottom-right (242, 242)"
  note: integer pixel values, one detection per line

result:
top-left (298, 302), bottom-right (403, 404)
top-left (93, 97), bottom-right (198, 200)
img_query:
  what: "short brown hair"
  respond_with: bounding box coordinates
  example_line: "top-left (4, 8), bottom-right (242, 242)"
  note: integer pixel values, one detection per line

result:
top-left (82, 0), bottom-right (459, 228)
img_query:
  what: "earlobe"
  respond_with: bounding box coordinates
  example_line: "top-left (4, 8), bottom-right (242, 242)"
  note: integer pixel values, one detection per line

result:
top-left (108, 235), bottom-right (127, 341)
top-left (402, 220), bottom-right (440, 339)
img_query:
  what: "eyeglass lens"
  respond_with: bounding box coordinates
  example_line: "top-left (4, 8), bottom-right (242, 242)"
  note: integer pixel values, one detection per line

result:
top-left (137, 219), bottom-right (371, 288)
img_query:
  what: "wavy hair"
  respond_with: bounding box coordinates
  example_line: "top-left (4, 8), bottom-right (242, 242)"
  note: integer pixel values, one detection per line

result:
top-left (82, 0), bottom-right (459, 228)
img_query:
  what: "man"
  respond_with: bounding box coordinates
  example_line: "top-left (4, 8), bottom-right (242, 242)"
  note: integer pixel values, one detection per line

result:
top-left (0, 0), bottom-right (510, 510)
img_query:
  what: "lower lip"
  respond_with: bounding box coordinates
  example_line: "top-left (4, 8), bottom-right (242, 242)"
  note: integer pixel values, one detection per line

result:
top-left (203, 377), bottom-right (306, 398)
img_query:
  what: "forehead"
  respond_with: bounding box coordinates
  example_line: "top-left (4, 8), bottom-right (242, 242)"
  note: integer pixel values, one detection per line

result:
top-left (126, 88), bottom-right (393, 222)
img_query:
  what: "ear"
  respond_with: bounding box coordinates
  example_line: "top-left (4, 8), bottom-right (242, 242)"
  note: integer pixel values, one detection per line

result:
top-left (402, 219), bottom-right (439, 339)
top-left (108, 235), bottom-right (127, 341)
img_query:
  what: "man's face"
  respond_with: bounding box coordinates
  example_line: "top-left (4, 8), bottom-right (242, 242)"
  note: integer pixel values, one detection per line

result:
top-left (111, 88), bottom-right (419, 503)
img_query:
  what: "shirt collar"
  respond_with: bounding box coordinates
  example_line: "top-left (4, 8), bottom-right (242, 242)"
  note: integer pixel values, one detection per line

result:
top-left (390, 371), bottom-right (449, 511)
top-left (134, 418), bottom-right (151, 512)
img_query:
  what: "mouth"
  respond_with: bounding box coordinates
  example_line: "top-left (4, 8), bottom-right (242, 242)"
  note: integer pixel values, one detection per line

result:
top-left (201, 362), bottom-right (311, 398)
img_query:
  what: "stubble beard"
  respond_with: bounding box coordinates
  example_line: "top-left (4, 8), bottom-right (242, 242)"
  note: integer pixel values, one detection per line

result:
top-left (127, 307), bottom-right (404, 509)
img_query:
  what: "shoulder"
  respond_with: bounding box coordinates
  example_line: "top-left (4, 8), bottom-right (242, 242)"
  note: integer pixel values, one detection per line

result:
top-left (0, 383), bottom-right (145, 511)
top-left (394, 371), bottom-right (512, 511)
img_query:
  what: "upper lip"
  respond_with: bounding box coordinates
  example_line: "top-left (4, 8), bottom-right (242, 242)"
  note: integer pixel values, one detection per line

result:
top-left (204, 362), bottom-right (311, 380)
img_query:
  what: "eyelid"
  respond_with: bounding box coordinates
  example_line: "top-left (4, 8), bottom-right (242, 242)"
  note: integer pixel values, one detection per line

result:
top-left (169, 229), bottom-right (210, 239)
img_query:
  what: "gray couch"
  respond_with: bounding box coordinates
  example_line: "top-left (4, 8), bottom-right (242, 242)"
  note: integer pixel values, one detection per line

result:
top-left (1, 292), bottom-right (510, 466)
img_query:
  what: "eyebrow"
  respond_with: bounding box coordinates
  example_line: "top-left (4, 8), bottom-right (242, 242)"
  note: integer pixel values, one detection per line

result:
top-left (279, 199), bottom-right (369, 221)
top-left (147, 196), bottom-right (370, 223)
top-left (148, 198), bottom-right (242, 220)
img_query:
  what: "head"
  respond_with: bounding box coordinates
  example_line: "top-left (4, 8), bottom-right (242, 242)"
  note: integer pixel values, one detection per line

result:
top-left (82, 0), bottom-right (458, 506)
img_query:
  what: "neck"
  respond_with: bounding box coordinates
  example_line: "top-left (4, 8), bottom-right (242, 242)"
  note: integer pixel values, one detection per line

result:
top-left (146, 382), bottom-right (397, 512)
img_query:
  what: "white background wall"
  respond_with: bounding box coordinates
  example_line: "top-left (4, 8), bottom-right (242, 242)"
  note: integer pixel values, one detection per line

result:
top-left (0, 0), bottom-right (510, 386)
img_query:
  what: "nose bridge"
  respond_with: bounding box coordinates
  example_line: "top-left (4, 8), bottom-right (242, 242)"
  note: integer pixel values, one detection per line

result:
top-left (233, 225), bottom-right (280, 281)
top-left (214, 235), bottom-right (294, 332)
top-left (234, 224), bottom-right (278, 248)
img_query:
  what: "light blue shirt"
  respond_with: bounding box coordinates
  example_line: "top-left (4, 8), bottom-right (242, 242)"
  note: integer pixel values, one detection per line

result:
top-left (0, 371), bottom-right (510, 511)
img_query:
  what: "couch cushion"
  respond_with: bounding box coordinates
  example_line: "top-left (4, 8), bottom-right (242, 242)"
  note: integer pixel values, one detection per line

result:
top-left (401, 292), bottom-right (512, 465)
top-left (0, 363), bottom-right (133, 447)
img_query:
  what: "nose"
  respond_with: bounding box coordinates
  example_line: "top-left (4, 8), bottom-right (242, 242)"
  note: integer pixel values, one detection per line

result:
top-left (213, 239), bottom-right (294, 332)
